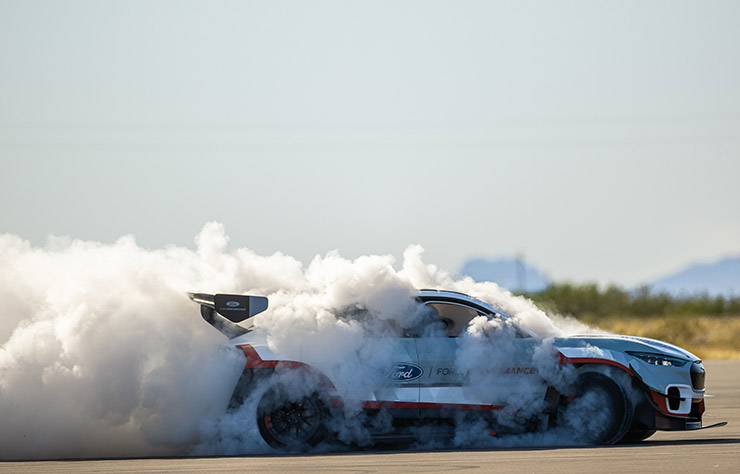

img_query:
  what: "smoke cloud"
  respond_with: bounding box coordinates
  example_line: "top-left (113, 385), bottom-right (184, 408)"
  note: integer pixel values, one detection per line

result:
top-left (0, 222), bottom-right (596, 460)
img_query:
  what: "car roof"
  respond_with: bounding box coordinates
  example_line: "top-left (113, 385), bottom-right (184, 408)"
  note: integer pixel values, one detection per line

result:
top-left (416, 289), bottom-right (512, 319)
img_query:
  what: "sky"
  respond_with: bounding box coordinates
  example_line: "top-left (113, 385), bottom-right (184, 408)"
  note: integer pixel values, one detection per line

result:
top-left (1, 0), bottom-right (739, 286)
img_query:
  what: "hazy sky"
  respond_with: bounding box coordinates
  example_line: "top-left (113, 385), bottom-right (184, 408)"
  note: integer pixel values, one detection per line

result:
top-left (1, 0), bottom-right (739, 286)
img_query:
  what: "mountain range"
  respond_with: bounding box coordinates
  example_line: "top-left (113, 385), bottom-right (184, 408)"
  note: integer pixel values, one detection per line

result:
top-left (460, 255), bottom-right (740, 297)
top-left (647, 256), bottom-right (740, 297)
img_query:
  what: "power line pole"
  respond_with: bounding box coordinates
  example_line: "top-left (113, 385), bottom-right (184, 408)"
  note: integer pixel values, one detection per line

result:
top-left (516, 251), bottom-right (526, 293)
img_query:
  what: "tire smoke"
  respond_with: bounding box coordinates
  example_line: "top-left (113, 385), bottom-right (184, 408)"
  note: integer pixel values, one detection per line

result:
top-left (0, 222), bottom-right (597, 460)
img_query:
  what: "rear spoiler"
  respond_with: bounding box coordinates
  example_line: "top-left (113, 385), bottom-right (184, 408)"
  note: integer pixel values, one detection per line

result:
top-left (188, 292), bottom-right (269, 339)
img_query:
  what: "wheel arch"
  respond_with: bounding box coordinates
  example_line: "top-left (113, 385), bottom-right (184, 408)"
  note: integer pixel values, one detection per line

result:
top-left (555, 368), bottom-right (635, 444)
top-left (559, 357), bottom-right (658, 441)
top-left (229, 344), bottom-right (339, 410)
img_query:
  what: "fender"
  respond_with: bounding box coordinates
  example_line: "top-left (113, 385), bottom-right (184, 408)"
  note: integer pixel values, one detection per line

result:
top-left (228, 344), bottom-right (338, 410)
top-left (557, 348), bottom-right (636, 376)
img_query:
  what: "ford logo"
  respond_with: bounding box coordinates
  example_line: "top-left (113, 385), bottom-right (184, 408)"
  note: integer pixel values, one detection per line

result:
top-left (225, 301), bottom-right (240, 308)
top-left (387, 363), bottom-right (423, 381)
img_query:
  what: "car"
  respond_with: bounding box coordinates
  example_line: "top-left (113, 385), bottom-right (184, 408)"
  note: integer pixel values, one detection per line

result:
top-left (189, 289), bottom-right (726, 450)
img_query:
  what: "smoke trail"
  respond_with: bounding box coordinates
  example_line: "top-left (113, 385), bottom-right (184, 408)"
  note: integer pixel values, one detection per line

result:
top-left (0, 223), bottom-right (596, 460)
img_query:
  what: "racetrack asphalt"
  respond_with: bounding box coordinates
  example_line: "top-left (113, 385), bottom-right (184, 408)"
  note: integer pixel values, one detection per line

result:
top-left (2, 360), bottom-right (738, 474)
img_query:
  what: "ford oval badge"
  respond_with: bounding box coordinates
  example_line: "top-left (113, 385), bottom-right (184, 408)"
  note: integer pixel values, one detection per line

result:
top-left (387, 363), bottom-right (423, 381)
top-left (225, 301), bottom-right (240, 308)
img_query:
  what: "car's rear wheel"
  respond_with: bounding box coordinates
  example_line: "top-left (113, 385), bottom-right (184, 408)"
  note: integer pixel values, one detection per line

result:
top-left (256, 385), bottom-right (330, 451)
top-left (557, 371), bottom-right (633, 445)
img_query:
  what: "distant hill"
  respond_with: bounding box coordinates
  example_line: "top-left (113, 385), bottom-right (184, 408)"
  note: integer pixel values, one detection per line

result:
top-left (460, 258), bottom-right (549, 293)
top-left (461, 255), bottom-right (740, 297)
top-left (648, 256), bottom-right (740, 297)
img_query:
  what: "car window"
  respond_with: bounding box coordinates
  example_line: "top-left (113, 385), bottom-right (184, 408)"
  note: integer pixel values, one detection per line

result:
top-left (335, 305), bottom-right (405, 336)
top-left (424, 302), bottom-right (482, 337)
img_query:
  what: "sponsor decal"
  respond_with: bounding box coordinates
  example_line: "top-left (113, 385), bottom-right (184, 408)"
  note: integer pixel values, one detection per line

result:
top-left (499, 367), bottom-right (537, 375)
top-left (436, 367), bottom-right (458, 376)
top-left (388, 363), bottom-right (423, 381)
top-left (225, 301), bottom-right (241, 307)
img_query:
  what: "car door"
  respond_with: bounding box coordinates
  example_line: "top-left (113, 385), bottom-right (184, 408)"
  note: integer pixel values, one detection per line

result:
top-left (416, 301), bottom-right (544, 415)
top-left (415, 301), bottom-right (478, 414)
top-left (372, 338), bottom-right (420, 418)
top-left (416, 337), bottom-right (466, 412)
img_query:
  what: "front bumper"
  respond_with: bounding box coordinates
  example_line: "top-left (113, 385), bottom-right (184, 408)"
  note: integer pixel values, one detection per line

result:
top-left (651, 394), bottom-right (727, 431)
top-left (654, 401), bottom-right (702, 431)
top-left (655, 413), bottom-right (728, 431)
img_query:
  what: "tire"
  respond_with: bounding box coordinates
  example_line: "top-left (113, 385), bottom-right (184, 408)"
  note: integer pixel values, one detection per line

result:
top-left (619, 428), bottom-right (656, 443)
top-left (557, 371), bottom-right (633, 445)
top-left (618, 389), bottom-right (657, 444)
top-left (256, 385), bottom-right (330, 451)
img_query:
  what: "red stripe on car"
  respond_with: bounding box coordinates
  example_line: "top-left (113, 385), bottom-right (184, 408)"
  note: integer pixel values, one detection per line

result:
top-left (362, 401), bottom-right (503, 411)
top-left (558, 354), bottom-right (635, 376)
top-left (236, 344), bottom-right (337, 390)
top-left (237, 344), bottom-right (305, 369)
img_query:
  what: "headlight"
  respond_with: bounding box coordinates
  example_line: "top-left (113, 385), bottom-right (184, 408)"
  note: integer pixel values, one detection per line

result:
top-left (626, 351), bottom-right (688, 367)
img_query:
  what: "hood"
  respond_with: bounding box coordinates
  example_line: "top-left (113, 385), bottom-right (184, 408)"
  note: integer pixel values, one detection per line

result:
top-left (555, 334), bottom-right (700, 362)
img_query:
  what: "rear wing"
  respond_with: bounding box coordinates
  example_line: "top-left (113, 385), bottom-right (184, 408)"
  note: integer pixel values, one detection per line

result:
top-left (188, 292), bottom-right (269, 339)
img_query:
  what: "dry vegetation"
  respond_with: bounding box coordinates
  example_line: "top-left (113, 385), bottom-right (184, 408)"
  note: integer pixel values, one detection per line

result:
top-left (528, 283), bottom-right (740, 360)
top-left (579, 314), bottom-right (740, 360)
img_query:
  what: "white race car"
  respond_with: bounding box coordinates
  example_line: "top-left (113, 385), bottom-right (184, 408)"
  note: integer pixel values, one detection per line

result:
top-left (190, 290), bottom-right (725, 450)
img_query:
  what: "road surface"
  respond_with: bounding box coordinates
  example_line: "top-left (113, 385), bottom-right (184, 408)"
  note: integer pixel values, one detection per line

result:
top-left (2, 360), bottom-right (738, 474)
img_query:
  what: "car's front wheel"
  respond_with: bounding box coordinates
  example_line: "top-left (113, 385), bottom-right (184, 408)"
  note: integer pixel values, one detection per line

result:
top-left (619, 427), bottom-right (656, 443)
top-left (557, 371), bottom-right (633, 445)
top-left (256, 385), bottom-right (331, 451)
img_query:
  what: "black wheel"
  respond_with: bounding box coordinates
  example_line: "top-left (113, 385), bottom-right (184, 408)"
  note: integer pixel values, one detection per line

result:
top-left (618, 389), bottom-right (657, 444)
top-left (619, 428), bottom-right (656, 443)
top-left (256, 385), bottom-right (330, 451)
top-left (557, 371), bottom-right (633, 445)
